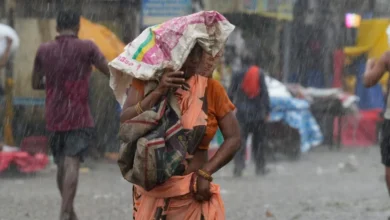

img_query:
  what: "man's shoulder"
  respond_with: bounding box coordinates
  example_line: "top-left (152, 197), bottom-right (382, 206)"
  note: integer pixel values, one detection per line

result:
top-left (77, 39), bottom-right (98, 48)
top-left (76, 39), bottom-right (100, 53)
top-left (37, 41), bottom-right (56, 51)
top-left (77, 38), bottom-right (95, 45)
top-left (39, 38), bottom-right (96, 48)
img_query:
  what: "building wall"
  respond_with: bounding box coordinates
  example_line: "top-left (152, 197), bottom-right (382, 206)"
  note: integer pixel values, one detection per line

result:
top-left (13, 18), bottom-right (55, 98)
top-left (375, 0), bottom-right (390, 17)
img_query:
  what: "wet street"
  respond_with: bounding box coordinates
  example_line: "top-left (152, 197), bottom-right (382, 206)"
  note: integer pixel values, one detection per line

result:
top-left (1, 146), bottom-right (390, 220)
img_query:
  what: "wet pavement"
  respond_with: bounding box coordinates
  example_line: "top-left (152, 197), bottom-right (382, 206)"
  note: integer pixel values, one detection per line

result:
top-left (1, 146), bottom-right (389, 220)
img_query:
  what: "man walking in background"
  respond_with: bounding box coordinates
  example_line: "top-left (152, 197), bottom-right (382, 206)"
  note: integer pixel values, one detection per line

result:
top-left (32, 10), bottom-right (110, 220)
top-left (0, 37), bottom-right (13, 139)
top-left (0, 36), bottom-right (13, 68)
top-left (363, 52), bottom-right (390, 216)
top-left (228, 56), bottom-right (271, 177)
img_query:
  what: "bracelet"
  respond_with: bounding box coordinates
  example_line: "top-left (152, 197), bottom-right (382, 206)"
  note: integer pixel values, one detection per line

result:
top-left (197, 169), bottom-right (213, 182)
top-left (135, 102), bottom-right (144, 115)
top-left (193, 176), bottom-right (198, 193)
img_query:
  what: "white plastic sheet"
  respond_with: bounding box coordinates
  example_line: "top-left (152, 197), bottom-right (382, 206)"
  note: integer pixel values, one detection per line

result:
top-left (109, 11), bottom-right (235, 106)
top-left (265, 75), bottom-right (292, 98)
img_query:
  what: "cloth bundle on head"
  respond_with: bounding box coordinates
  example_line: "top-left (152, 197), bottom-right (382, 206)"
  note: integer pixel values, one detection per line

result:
top-left (108, 10), bottom-right (235, 107)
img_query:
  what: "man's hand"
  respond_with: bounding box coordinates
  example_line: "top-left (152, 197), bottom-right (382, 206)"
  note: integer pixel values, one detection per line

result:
top-left (193, 175), bottom-right (211, 203)
top-left (363, 54), bottom-right (388, 88)
top-left (365, 58), bottom-right (376, 73)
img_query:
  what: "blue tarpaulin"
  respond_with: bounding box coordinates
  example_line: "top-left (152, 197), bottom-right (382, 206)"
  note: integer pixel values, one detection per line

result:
top-left (210, 96), bottom-right (323, 153)
top-left (270, 97), bottom-right (323, 153)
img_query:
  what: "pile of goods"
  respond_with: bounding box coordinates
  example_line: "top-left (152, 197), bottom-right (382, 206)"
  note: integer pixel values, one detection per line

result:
top-left (0, 137), bottom-right (49, 174)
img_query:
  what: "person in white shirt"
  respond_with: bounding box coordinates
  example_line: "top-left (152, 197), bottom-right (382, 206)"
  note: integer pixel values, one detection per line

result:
top-left (0, 37), bottom-right (12, 68)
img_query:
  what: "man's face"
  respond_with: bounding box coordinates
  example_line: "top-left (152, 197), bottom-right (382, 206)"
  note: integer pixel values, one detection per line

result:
top-left (182, 46), bottom-right (224, 78)
top-left (197, 48), bottom-right (224, 78)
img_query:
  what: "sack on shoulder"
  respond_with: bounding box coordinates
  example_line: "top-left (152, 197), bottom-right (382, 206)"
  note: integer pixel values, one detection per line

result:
top-left (117, 98), bottom-right (166, 185)
top-left (118, 97), bottom-right (190, 191)
top-left (118, 89), bottom-right (207, 191)
top-left (118, 101), bottom-right (165, 143)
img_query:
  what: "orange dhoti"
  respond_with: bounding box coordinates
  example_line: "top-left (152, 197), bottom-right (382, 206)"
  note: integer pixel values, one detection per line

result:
top-left (133, 173), bottom-right (225, 220)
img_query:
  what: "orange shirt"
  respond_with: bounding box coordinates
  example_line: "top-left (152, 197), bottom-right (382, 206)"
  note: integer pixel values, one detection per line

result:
top-left (131, 78), bottom-right (235, 150)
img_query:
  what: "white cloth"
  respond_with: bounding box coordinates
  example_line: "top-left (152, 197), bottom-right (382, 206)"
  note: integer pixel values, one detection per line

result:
top-left (0, 24), bottom-right (19, 56)
top-left (265, 75), bottom-right (292, 98)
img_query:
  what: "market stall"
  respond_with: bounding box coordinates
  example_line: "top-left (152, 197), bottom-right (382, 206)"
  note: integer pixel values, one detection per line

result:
top-left (266, 76), bottom-right (323, 155)
top-left (209, 75), bottom-right (324, 160)
top-left (337, 18), bottom-right (389, 147)
top-left (287, 85), bottom-right (365, 148)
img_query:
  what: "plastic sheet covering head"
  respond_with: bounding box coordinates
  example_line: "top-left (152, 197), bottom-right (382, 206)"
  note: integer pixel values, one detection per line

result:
top-left (108, 11), bottom-right (235, 107)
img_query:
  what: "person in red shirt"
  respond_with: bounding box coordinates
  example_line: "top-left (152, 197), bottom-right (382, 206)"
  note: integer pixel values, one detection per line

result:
top-left (32, 10), bottom-right (110, 220)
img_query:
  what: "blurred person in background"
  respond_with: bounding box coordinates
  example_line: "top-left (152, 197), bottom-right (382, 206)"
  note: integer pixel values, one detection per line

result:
top-left (363, 53), bottom-right (390, 209)
top-left (0, 36), bottom-right (14, 140)
top-left (0, 36), bottom-right (13, 95)
top-left (228, 55), bottom-right (271, 177)
top-left (32, 10), bottom-right (110, 220)
top-left (0, 36), bottom-right (13, 68)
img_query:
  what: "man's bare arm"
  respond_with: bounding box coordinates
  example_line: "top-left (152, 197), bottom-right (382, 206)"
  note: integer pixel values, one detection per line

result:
top-left (90, 41), bottom-right (110, 77)
top-left (363, 53), bottom-right (389, 88)
top-left (94, 57), bottom-right (110, 77)
top-left (32, 70), bottom-right (45, 90)
top-left (32, 48), bottom-right (45, 90)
